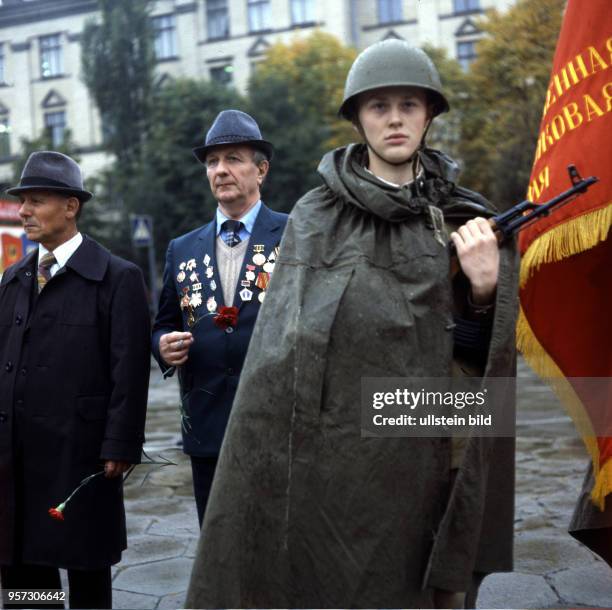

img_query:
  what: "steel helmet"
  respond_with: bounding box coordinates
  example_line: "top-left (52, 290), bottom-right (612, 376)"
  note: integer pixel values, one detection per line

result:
top-left (339, 39), bottom-right (450, 121)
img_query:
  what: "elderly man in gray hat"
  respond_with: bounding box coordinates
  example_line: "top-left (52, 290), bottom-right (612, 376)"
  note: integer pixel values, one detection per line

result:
top-left (0, 151), bottom-right (150, 609)
top-left (152, 110), bottom-right (288, 526)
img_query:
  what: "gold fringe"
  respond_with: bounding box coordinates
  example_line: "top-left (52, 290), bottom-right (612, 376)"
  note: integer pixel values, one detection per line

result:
top-left (520, 203), bottom-right (612, 287)
top-left (516, 307), bottom-right (610, 508)
top-left (592, 457), bottom-right (612, 511)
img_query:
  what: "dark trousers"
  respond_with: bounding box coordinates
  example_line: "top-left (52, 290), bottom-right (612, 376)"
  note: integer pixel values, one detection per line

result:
top-left (190, 456), bottom-right (218, 527)
top-left (0, 564), bottom-right (111, 609)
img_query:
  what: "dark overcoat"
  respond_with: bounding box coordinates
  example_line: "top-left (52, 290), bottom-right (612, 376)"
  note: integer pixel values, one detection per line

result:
top-left (152, 203), bottom-right (288, 456)
top-left (0, 236), bottom-right (150, 569)
top-left (185, 145), bottom-right (519, 608)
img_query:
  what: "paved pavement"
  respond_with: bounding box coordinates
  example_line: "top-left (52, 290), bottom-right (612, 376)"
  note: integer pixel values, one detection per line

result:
top-left (103, 359), bottom-right (612, 609)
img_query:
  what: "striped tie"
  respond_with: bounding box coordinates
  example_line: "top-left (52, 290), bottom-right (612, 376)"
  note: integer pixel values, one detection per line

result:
top-left (222, 220), bottom-right (243, 248)
top-left (37, 252), bottom-right (57, 292)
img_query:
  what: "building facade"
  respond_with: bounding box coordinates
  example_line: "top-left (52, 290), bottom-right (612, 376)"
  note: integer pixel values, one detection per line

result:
top-left (0, 0), bottom-right (515, 184)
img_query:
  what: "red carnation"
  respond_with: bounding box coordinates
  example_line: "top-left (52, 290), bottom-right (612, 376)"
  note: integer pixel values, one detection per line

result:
top-left (48, 504), bottom-right (65, 521)
top-left (213, 306), bottom-right (239, 330)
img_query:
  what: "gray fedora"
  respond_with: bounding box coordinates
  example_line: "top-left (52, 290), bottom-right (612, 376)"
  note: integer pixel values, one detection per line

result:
top-left (193, 109), bottom-right (273, 163)
top-left (6, 150), bottom-right (93, 202)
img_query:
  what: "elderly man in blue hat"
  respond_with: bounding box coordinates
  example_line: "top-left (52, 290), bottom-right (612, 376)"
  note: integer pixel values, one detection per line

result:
top-left (152, 110), bottom-right (288, 525)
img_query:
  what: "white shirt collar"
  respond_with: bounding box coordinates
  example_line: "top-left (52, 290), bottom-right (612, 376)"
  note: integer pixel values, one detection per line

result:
top-left (38, 232), bottom-right (83, 273)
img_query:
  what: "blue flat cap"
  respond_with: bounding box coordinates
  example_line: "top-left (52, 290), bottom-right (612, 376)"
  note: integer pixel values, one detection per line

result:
top-left (193, 109), bottom-right (273, 163)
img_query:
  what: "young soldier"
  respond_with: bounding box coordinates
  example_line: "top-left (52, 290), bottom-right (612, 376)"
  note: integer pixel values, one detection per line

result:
top-left (186, 41), bottom-right (518, 609)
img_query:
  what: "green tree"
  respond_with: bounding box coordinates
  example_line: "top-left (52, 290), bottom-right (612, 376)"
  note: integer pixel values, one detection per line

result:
top-left (81, 0), bottom-right (155, 173)
top-left (459, 0), bottom-right (565, 207)
top-left (80, 0), bottom-right (156, 258)
top-left (421, 44), bottom-right (470, 162)
top-left (134, 78), bottom-right (246, 262)
top-left (247, 32), bottom-right (357, 212)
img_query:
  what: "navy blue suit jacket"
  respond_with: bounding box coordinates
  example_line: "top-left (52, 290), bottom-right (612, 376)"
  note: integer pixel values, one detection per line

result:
top-left (152, 203), bottom-right (288, 456)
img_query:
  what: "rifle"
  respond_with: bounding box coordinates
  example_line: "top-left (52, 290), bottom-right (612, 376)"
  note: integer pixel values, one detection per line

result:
top-left (489, 164), bottom-right (599, 242)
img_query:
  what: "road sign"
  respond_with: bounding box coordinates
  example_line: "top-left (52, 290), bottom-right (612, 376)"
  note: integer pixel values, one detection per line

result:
top-left (131, 215), bottom-right (153, 247)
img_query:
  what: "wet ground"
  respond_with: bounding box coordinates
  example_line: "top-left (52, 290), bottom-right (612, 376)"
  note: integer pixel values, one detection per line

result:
top-left (104, 359), bottom-right (612, 609)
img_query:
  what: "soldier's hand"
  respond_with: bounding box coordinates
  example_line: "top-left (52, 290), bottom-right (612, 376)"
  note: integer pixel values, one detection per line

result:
top-left (104, 460), bottom-right (131, 479)
top-left (159, 331), bottom-right (194, 367)
top-left (450, 217), bottom-right (499, 305)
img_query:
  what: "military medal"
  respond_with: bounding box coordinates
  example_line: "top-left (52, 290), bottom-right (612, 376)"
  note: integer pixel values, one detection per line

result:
top-left (263, 261), bottom-right (275, 273)
top-left (258, 292), bottom-right (265, 303)
top-left (180, 286), bottom-right (190, 309)
top-left (179, 261), bottom-right (187, 270)
top-left (190, 292), bottom-right (202, 308)
top-left (206, 267), bottom-right (214, 279)
top-left (253, 244), bottom-right (266, 266)
top-left (255, 272), bottom-right (270, 291)
top-left (203, 254), bottom-right (211, 267)
top-left (210, 279), bottom-right (217, 291)
top-left (186, 258), bottom-right (196, 271)
top-left (240, 288), bottom-right (253, 302)
top-left (177, 270), bottom-right (186, 283)
top-left (246, 271), bottom-right (255, 281)
top-left (206, 296), bottom-right (217, 312)
top-left (189, 271), bottom-right (199, 283)
top-left (187, 308), bottom-right (196, 328)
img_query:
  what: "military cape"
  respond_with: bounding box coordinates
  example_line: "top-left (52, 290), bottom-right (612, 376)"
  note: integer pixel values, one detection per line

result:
top-left (186, 144), bottom-right (519, 608)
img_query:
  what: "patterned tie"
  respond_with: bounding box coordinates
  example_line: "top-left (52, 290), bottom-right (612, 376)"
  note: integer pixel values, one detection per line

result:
top-left (222, 220), bottom-right (243, 248)
top-left (37, 252), bottom-right (57, 292)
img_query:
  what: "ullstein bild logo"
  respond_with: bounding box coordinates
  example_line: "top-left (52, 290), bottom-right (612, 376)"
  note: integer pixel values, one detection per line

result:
top-left (361, 377), bottom-right (517, 438)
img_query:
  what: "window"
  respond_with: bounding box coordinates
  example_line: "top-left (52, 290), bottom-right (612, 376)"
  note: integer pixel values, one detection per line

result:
top-left (210, 65), bottom-right (233, 85)
top-left (0, 43), bottom-right (5, 84)
top-left (378, 0), bottom-right (402, 24)
top-left (247, 0), bottom-right (271, 32)
top-left (207, 0), bottom-right (230, 40)
top-left (454, 0), bottom-right (479, 13)
top-left (0, 116), bottom-right (10, 157)
top-left (40, 34), bottom-right (62, 78)
top-left (153, 14), bottom-right (177, 59)
top-left (291, 0), bottom-right (314, 24)
top-left (44, 110), bottom-right (66, 147)
top-left (457, 40), bottom-right (477, 70)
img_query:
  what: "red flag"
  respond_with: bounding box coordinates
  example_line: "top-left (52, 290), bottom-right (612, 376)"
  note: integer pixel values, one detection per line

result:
top-left (0, 233), bottom-right (23, 272)
top-left (518, 0), bottom-right (612, 510)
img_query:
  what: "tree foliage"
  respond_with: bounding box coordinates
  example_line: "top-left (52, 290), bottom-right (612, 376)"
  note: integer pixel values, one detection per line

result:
top-left (81, 0), bottom-right (155, 173)
top-left (247, 32), bottom-right (357, 212)
top-left (458, 0), bottom-right (565, 207)
top-left (134, 78), bottom-right (245, 257)
top-left (421, 44), bottom-right (470, 161)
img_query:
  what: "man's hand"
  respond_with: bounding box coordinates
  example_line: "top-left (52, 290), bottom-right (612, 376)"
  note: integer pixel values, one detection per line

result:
top-left (104, 460), bottom-right (131, 479)
top-left (450, 217), bottom-right (499, 305)
top-left (159, 331), bottom-right (194, 366)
